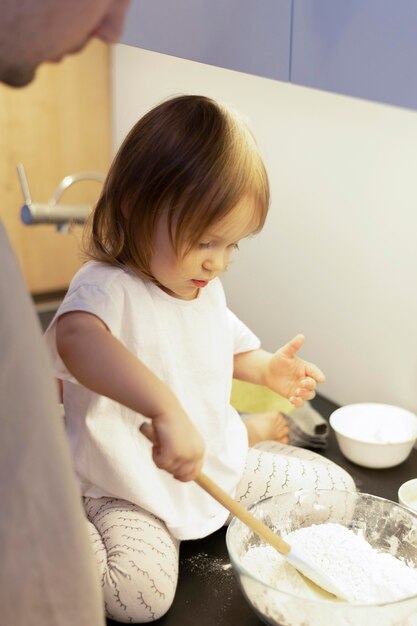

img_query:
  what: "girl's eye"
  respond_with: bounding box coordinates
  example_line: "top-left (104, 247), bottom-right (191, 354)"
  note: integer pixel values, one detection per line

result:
top-left (198, 241), bottom-right (239, 250)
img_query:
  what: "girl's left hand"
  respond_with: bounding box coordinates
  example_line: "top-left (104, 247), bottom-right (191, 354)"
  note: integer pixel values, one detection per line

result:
top-left (264, 334), bottom-right (325, 407)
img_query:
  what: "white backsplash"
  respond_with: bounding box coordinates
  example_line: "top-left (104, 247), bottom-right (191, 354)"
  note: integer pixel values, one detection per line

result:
top-left (111, 45), bottom-right (417, 416)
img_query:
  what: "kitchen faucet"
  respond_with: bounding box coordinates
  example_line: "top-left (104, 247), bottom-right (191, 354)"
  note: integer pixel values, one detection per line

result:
top-left (16, 163), bottom-right (104, 232)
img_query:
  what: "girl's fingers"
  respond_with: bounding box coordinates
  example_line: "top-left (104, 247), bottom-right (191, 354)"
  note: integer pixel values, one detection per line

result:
top-left (290, 387), bottom-right (316, 404)
top-left (140, 421), bottom-right (204, 480)
top-left (140, 421), bottom-right (158, 444)
top-left (152, 449), bottom-right (202, 482)
top-left (299, 376), bottom-right (317, 390)
top-left (306, 363), bottom-right (326, 384)
top-left (295, 386), bottom-right (316, 401)
top-left (302, 389), bottom-right (316, 401)
top-left (172, 459), bottom-right (203, 482)
top-left (279, 334), bottom-right (305, 358)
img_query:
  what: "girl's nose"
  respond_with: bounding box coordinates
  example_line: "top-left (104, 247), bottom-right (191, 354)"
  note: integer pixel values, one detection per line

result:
top-left (203, 250), bottom-right (226, 273)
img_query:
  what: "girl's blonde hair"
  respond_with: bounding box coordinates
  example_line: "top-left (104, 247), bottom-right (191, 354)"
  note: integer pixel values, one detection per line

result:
top-left (85, 95), bottom-right (270, 280)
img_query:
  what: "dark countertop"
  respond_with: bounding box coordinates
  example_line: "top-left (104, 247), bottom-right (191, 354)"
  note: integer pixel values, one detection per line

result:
top-left (107, 394), bottom-right (417, 626)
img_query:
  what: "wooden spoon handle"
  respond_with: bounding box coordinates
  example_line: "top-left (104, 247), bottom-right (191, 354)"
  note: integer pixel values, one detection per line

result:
top-left (140, 426), bottom-right (291, 554)
top-left (195, 472), bottom-right (291, 555)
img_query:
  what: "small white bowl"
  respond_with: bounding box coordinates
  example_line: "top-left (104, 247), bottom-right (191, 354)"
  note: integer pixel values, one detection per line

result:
top-left (398, 478), bottom-right (417, 512)
top-left (329, 403), bottom-right (417, 468)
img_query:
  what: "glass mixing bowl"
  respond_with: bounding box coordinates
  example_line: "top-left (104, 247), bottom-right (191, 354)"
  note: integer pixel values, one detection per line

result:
top-left (226, 490), bottom-right (417, 626)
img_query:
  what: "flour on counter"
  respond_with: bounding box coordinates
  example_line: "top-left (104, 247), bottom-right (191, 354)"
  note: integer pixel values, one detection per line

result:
top-left (242, 523), bottom-right (417, 604)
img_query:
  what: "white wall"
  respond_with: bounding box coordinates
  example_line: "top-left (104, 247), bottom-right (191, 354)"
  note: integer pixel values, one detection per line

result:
top-left (112, 45), bottom-right (417, 413)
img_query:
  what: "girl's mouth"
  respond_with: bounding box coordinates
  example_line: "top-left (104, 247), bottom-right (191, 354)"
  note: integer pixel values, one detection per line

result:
top-left (192, 280), bottom-right (208, 288)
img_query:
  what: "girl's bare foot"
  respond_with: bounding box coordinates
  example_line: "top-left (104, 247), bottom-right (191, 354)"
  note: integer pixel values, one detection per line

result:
top-left (242, 411), bottom-right (289, 447)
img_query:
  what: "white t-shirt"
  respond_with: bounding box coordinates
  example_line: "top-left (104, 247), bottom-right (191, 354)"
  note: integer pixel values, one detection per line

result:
top-left (45, 261), bottom-right (260, 539)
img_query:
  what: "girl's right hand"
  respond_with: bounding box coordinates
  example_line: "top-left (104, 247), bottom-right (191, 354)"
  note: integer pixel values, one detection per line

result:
top-left (140, 412), bottom-right (205, 482)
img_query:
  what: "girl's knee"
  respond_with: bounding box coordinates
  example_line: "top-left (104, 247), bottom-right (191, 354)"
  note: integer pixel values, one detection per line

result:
top-left (103, 560), bottom-right (177, 623)
top-left (309, 457), bottom-right (356, 492)
top-left (332, 463), bottom-right (356, 492)
top-left (106, 579), bottom-right (176, 623)
top-left (85, 497), bottom-right (180, 622)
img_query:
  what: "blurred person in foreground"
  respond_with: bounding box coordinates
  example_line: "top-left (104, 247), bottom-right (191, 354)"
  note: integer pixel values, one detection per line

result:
top-left (0, 1), bottom-right (130, 625)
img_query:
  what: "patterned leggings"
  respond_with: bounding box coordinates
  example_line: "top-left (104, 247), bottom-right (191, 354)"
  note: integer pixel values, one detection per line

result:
top-left (84, 442), bottom-right (355, 623)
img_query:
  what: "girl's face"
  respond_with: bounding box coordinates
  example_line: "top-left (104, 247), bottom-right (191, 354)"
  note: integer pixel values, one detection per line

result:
top-left (150, 196), bottom-right (259, 300)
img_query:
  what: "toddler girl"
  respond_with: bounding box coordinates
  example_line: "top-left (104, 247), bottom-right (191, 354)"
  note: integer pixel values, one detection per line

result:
top-left (45, 95), bottom-right (354, 623)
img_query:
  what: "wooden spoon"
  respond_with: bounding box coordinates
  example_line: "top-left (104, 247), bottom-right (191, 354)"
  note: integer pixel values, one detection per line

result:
top-left (195, 471), bottom-right (349, 600)
top-left (141, 427), bottom-right (349, 599)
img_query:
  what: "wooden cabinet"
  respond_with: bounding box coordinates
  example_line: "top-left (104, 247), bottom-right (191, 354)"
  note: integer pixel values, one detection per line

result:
top-left (122, 0), bottom-right (292, 81)
top-left (291, 0), bottom-right (417, 110)
top-left (0, 40), bottom-right (111, 294)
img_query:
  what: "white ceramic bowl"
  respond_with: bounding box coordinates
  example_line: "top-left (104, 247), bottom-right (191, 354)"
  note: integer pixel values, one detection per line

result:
top-left (329, 403), bottom-right (417, 468)
top-left (226, 490), bottom-right (417, 626)
top-left (398, 478), bottom-right (417, 512)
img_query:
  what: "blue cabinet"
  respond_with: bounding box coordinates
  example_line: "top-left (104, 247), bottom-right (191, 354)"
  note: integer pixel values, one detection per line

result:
top-left (121, 0), bottom-right (417, 111)
top-left (291, 0), bottom-right (417, 110)
top-left (121, 0), bottom-right (292, 81)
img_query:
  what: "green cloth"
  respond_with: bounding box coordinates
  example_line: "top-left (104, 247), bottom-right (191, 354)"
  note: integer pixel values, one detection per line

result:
top-left (231, 379), bottom-right (294, 415)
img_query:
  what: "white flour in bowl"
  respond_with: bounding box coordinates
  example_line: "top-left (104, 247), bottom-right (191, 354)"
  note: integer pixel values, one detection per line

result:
top-left (242, 523), bottom-right (417, 604)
